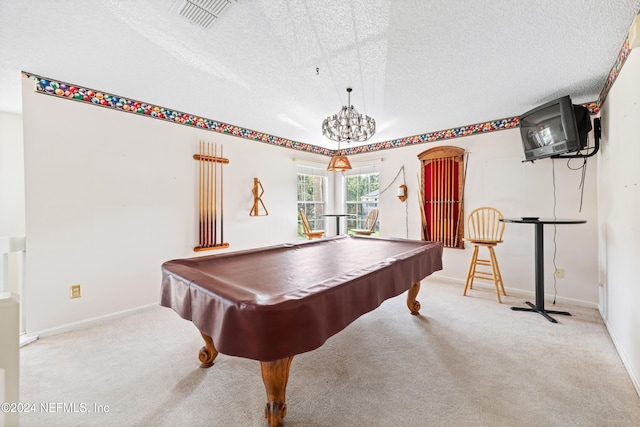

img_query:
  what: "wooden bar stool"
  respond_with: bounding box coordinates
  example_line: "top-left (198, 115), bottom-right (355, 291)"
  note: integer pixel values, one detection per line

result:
top-left (463, 207), bottom-right (506, 303)
top-left (299, 209), bottom-right (324, 239)
top-left (353, 208), bottom-right (378, 236)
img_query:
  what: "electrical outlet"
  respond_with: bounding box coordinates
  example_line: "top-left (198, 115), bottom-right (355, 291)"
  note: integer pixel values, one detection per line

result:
top-left (554, 269), bottom-right (564, 279)
top-left (70, 284), bottom-right (81, 298)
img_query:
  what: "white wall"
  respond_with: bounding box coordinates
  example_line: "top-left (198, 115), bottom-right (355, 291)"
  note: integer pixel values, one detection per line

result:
top-left (21, 78), bottom-right (312, 334)
top-left (597, 46), bottom-right (640, 392)
top-left (0, 111), bottom-right (25, 236)
top-left (19, 72), bottom-right (600, 338)
top-left (351, 128), bottom-right (599, 306)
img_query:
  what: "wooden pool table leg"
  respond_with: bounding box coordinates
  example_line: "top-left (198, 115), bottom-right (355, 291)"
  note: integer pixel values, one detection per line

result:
top-left (407, 281), bottom-right (421, 315)
top-left (199, 332), bottom-right (219, 368)
top-left (260, 356), bottom-right (294, 427)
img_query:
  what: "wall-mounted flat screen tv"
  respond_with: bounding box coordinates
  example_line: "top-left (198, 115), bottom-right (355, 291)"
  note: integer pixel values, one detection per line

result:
top-left (519, 95), bottom-right (588, 161)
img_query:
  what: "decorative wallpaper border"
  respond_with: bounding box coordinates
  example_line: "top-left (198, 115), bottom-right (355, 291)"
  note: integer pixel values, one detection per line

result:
top-left (24, 51), bottom-right (616, 158)
top-left (24, 72), bottom-right (330, 156)
top-left (597, 37), bottom-right (631, 109)
top-left (338, 117), bottom-right (520, 155)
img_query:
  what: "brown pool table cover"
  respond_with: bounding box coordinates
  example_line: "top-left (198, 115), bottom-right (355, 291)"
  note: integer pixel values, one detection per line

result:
top-left (161, 235), bottom-right (443, 361)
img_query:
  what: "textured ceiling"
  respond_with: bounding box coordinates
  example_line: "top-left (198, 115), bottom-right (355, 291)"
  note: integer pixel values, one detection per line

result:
top-left (1, 0), bottom-right (639, 150)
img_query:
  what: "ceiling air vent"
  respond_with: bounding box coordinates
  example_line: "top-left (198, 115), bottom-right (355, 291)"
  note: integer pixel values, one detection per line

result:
top-left (171, 0), bottom-right (236, 29)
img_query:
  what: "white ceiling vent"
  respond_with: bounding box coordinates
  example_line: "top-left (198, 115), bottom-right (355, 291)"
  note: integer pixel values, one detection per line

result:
top-left (171, 0), bottom-right (236, 29)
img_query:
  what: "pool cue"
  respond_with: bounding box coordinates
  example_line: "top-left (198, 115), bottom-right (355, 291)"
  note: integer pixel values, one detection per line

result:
top-left (220, 144), bottom-right (224, 245)
top-left (439, 159), bottom-right (447, 245)
top-left (204, 141), bottom-right (208, 247)
top-left (436, 160), bottom-right (440, 243)
top-left (203, 142), bottom-right (209, 248)
top-left (446, 158), bottom-right (450, 245)
top-left (441, 158), bottom-right (446, 244)
top-left (429, 161), bottom-right (436, 244)
top-left (443, 158), bottom-right (447, 246)
top-left (442, 158), bottom-right (446, 246)
top-left (450, 158), bottom-right (455, 246)
top-left (434, 159), bottom-right (442, 242)
top-left (446, 158), bottom-right (450, 246)
top-left (448, 158), bottom-right (452, 246)
top-left (207, 143), bottom-right (216, 247)
top-left (214, 143), bottom-right (218, 245)
top-left (201, 141), bottom-right (205, 248)
top-left (450, 159), bottom-right (455, 245)
top-left (211, 143), bottom-right (218, 246)
top-left (453, 153), bottom-right (468, 247)
top-left (441, 160), bottom-right (444, 242)
top-left (418, 172), bottom-right (428, 240)
top-left (445, 158), bottom-right (449, 245)
top-left (207, 142), bottom-right (212, 247)
top-left (199, 141), bottom-right (204, 248)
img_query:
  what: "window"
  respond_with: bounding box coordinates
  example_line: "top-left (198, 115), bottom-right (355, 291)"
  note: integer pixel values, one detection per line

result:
top-left (297, 171), bottom-right (326, 239)
top-left (345, 172), bottom-right (379, 234)
top-left (418, 146), bottom-right (466, 249)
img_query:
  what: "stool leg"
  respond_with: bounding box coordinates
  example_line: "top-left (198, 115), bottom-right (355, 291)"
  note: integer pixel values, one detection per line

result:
top-left (464, 246), bottom-right (479, 296)
top-left (492, 247), bottom-right (506, 296)
top-left (488, 247), bottom-right (504, 303)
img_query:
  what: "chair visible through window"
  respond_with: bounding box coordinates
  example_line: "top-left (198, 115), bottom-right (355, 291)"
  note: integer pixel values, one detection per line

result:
top-left (463, 207), bottom-right (506, 303)
top-left (299, 209), bottom-right (324, 240)
top-left (353, 208), bottom-right (379, 236)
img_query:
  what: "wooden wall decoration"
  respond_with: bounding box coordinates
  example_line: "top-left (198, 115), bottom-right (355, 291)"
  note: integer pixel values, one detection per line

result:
top-left (250, 178), bottom-right (268, 216)
top-left (418, 146), bottom-right (466, 249)
top-left (194, 140), bottom-right (230, 251)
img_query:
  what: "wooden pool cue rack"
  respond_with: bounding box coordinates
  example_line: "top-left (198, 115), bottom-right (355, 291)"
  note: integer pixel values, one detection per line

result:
top-left (249, 178), bottom-right (268, 216)
top-left (194, 140), bottom-right (230, 252)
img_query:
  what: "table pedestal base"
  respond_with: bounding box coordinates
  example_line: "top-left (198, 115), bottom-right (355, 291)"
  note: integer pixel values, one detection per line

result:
top-left (511, 301), bottom-right (571, 323)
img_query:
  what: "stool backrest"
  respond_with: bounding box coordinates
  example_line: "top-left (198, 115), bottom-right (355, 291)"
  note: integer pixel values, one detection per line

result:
top-left (299, 209), bottom-right (313, 234)
top-left (363, 208), bottom-right (379, 232)
top-left (467, 207), bottom-right (504, 242)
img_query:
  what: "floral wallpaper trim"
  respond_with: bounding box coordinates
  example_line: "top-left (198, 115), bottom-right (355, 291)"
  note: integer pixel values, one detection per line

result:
top-left (24, 72), bottom-right (330, 156)
top-left (597, 37), bottom-right (631, 110)
top-left (337, 117), bottom-right (520, 156)
top-left (25, 72), bottom-right (599, 157)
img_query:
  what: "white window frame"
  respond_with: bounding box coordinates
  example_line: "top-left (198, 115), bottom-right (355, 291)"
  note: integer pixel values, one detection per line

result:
top-left (344, 168), bottom-right (379, 234)
top-left (297, 166), bottom-right (328, 238)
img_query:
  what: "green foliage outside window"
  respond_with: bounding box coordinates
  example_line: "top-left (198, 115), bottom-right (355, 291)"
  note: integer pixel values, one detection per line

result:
top-left (346, 173), bottom-right (379, 235)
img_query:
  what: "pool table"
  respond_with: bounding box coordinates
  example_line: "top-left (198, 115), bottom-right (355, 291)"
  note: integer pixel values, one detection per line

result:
top-left (161, 235), bottom-right (443, 426)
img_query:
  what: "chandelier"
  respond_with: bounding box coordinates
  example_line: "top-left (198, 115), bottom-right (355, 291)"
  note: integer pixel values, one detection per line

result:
top-left (322, 87), bottom-right (376, 143)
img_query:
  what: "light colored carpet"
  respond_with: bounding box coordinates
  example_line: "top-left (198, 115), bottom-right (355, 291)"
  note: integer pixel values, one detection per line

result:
top-left (18, 277), bottom-right (640, 427)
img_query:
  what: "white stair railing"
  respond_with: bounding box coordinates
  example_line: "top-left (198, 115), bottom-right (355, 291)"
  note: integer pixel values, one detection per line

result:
top-left (1, 236), bottom-right (26, 294)
top-left (0, 236), bottom-right (24, 427)
top-left (0, 294), bottom-right (19, 427)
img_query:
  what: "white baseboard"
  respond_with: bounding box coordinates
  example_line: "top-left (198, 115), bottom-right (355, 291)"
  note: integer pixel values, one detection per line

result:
top-left (430, 273), bottom-right (599, 309)
top-left (20, 334), bottom-right (38, 347)
top-left (30, 303), bottom-right (159, 339)
top-left (601, 313), bottom-right (640, 398)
